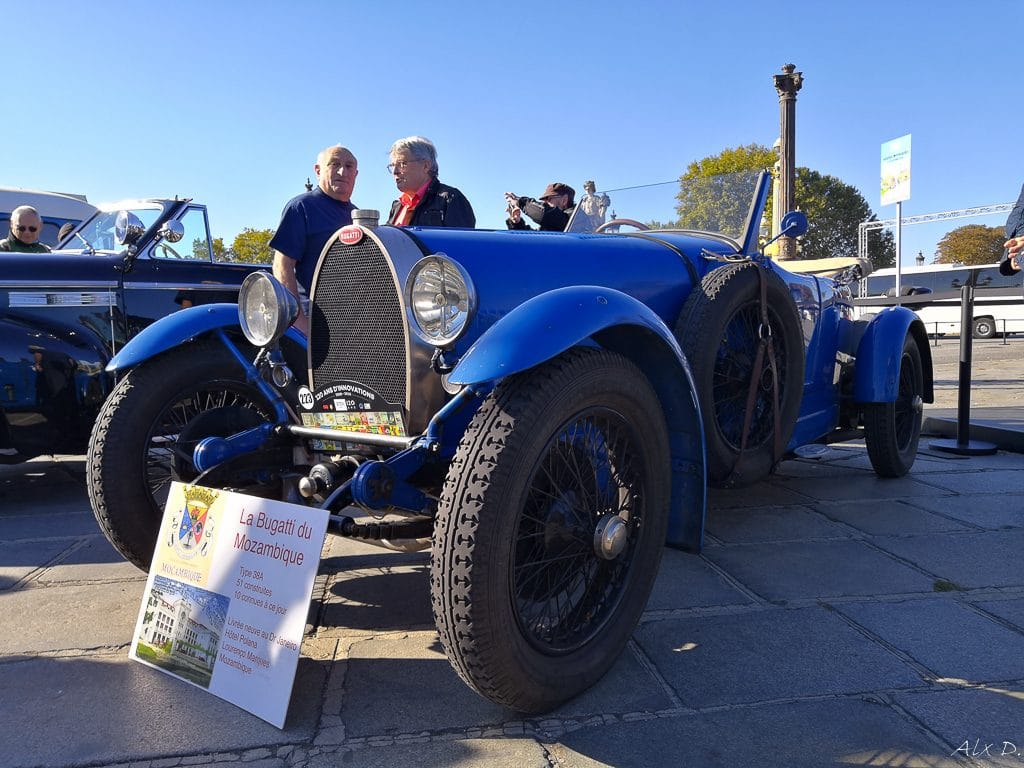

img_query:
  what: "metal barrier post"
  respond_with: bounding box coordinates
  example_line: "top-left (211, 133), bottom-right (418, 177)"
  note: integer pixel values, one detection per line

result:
top-left (930, 284), bottom-right (997, 455)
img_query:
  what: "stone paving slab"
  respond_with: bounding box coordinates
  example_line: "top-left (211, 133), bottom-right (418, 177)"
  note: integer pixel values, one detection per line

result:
top-left (336, 633), bottom-right (674, 739)
top-left (0, 539), bottom-right (76, 589)
top-left (0, 653), bottom-right (323, 768)
top-left (0, 581), bottom-right (144, 654)
top-left (34, 535), bottom-right (146, 584)
top-left (771, 473), bottom-right (951, 503)
top-left (818, 498), bottom-right (975, 536)
top-left (975, 598), bottom-right (1024, 632)
top-left (838, 598), bottom-right (1024, 683)
top-left (873, 530), bottom-right (1024, 590)
top-left (548, 697), bottom-right (964, 768)
top-left (0, 509), bottom-right (100, 539)
top-left (893, 686), bottom-right (1024, 768)
top-left (908, 493), bottom-right (1024, 531)
top-left (646, 548), bottom-right (755, 610)
top-left (913, 468), bottom-right (1024, 495)
top-left (705, 504), bottom-right (852, 543)
top-left (319, 563), bottom-right (435, 635)
top-left (633, 606), bottom-right (923, 708)
top-left (306, 738), bottom-right (552, 768)
top-left (705, 481), bottom-right (813, 509)
top-left (703, 539), bottom-right (936, 603)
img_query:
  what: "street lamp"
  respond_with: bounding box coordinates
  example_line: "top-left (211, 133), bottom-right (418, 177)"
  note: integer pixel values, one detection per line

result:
top-left (773, 64), bottom-right (803, 261)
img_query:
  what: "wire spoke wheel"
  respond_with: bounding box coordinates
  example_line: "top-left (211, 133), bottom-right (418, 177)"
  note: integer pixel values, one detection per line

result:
top-left (431, 348), bottom-right (670, 713)
top-left (513, 410), bottom-right (641, 653)
top-left (87, 340), bottom-right (273, 570)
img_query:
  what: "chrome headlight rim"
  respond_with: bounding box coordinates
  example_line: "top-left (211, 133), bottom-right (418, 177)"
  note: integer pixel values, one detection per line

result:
top-left (403, 253), bottom-right (476, 347)
top-left (238, 271), bottom-right (298, 347)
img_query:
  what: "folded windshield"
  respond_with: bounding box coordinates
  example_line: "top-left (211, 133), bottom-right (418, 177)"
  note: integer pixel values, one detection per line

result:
top-left (565, 169), bottom-right (764, 243)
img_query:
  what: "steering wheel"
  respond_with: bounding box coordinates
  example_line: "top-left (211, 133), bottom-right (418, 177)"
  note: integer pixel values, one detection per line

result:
top-left (158, 243), bottom-right (184, 259)
top-left (595, 218), bottom-right (650, 233)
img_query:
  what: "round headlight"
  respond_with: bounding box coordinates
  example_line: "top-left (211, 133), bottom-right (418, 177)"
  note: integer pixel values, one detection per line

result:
top-left (404, 254), bottom-right (476, 346)
top-left (238, 272), bottom-right (298, 347)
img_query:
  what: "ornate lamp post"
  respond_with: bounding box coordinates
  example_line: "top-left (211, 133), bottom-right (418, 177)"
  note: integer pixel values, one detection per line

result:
top-left (773, 64), bottom-right (803, 261)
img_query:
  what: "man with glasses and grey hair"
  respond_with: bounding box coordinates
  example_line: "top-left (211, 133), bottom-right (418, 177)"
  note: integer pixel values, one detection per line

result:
top-left (1, 206), bottom-right (50, 252)
top-left (387, 136), bottom-right (475, 228)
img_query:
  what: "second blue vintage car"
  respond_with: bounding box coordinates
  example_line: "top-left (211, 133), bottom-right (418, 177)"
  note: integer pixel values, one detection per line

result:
top-left (0, 198), bottom-right (268, 464)
top-left (87, 170), bottom-right (932, 713)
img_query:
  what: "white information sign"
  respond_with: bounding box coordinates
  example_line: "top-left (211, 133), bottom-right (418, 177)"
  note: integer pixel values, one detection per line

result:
top-left (130, 482), bottom-right (329, 728)
top-left (880, 134), bottom-right (912, 206)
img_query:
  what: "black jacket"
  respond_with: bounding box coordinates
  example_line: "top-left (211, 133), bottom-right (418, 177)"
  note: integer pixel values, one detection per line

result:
top-left (507, 199), bottom-right (574, 232)
top-left (999, 183), bottom-right (1024, 276)
top-left (388, 178), bottom-right (475, 228)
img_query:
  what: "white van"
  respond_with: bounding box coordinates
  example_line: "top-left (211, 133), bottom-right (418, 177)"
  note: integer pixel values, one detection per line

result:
top-left (0, 187), bottom-right (99, 247)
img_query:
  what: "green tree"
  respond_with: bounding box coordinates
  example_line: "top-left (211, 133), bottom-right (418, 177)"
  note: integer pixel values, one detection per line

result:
top-left (231, 228), bottom-right (275, 264)
top-left (191, 236), bottom-right (228, 261)
top-left (794, 169), bottom-right (894, 266)
top-left (934, 224), bottom-right (1006, 266)
top-left (675, 144), bottom-right (895, 268)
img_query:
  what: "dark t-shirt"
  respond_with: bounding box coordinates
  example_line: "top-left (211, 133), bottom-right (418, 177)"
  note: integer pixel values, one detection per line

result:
top-left (268, 188), bottom-right (355, 292)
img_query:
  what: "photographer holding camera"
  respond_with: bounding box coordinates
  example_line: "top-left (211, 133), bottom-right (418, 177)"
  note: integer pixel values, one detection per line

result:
top-left (505, 182), bottom-right (575, 232)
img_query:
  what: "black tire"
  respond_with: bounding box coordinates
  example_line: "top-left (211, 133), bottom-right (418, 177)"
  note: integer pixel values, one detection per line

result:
top-left (431, 348), bottom-right (670, 713)
top-left (862, 334), bottom-right (924, 477)
top-left (674, 262), bottom-right (804, 487)
top-left (972, 317), bottom-right (996, 339)
top-left (86, 339), bottom-right (274, 571)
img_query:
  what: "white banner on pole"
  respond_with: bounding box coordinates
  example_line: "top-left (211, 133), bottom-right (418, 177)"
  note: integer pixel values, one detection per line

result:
top-left (881, 134), bottom-right (911, 294)
top-left (881, 134), bottom-right (911, 206)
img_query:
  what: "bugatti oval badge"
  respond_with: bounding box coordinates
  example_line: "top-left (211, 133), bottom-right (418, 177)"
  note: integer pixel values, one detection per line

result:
top-left (339, 225), bottom-right (364, 245)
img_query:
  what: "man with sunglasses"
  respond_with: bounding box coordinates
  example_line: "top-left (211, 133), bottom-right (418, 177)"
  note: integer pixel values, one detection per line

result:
top-left (1, 206), bottom-right (50, 253)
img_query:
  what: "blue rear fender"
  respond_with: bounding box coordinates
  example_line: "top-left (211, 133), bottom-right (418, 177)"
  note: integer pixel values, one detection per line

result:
top-left (854, 306), bottom-right (934, 403)
top-left (449, 285), bottom-right (708, 552)
top-left (106, 303), bottom-right (306, 372)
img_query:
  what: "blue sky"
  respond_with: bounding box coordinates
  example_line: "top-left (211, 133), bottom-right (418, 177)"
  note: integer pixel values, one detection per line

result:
top-left (4, 0), bottom-right (1019, 266)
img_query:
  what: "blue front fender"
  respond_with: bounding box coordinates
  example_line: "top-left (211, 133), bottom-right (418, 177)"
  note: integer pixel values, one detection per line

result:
top-left (449, 286), bottom-right (683, 385)
top-left (854, 306), bottom-right (933, 402)
top-left (449, 286), bottom-right (708, 553)
top-left (107, 303), bottom-right (306, 372)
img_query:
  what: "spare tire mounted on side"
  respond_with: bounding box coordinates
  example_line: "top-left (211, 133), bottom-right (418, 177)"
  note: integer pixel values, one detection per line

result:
top-left (674, 261), bottom-right (804, 487)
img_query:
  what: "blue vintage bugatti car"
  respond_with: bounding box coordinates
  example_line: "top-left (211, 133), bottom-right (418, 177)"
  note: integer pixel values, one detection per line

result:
top-left (87, 170), bottom-right (932, 713)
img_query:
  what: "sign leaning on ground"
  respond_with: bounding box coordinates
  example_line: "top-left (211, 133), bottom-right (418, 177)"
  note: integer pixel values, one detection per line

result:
top-left (129, 482), bottom-right (329, 727)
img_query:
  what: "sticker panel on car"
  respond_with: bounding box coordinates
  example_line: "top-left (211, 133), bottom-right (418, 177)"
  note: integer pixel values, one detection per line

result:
top-left (300, 380), bottom-right (407, 450)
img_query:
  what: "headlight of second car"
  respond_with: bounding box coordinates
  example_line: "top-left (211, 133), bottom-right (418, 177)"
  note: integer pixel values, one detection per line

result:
top-left (238, 271), bottom-right (298, 347)
top-left (404, 254), bottom-right (476, 346)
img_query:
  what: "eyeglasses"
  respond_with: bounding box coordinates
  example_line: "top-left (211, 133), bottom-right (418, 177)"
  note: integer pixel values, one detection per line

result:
top-left (386, 159), bottom-right (418, 174)
top-left (13, 225), bottom-right (38, 233)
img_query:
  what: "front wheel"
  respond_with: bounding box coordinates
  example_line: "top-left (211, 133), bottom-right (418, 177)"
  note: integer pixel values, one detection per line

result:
top-left (862, 334), bottom-right (924, 477)
top-left (431, 348), bottom-right (670, 713)
top-left (86, 338), bottom-right (275, 570)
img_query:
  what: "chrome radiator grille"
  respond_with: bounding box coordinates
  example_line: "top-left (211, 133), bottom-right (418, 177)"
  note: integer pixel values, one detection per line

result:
top-left (309, 237), bottom-right (407, 407)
